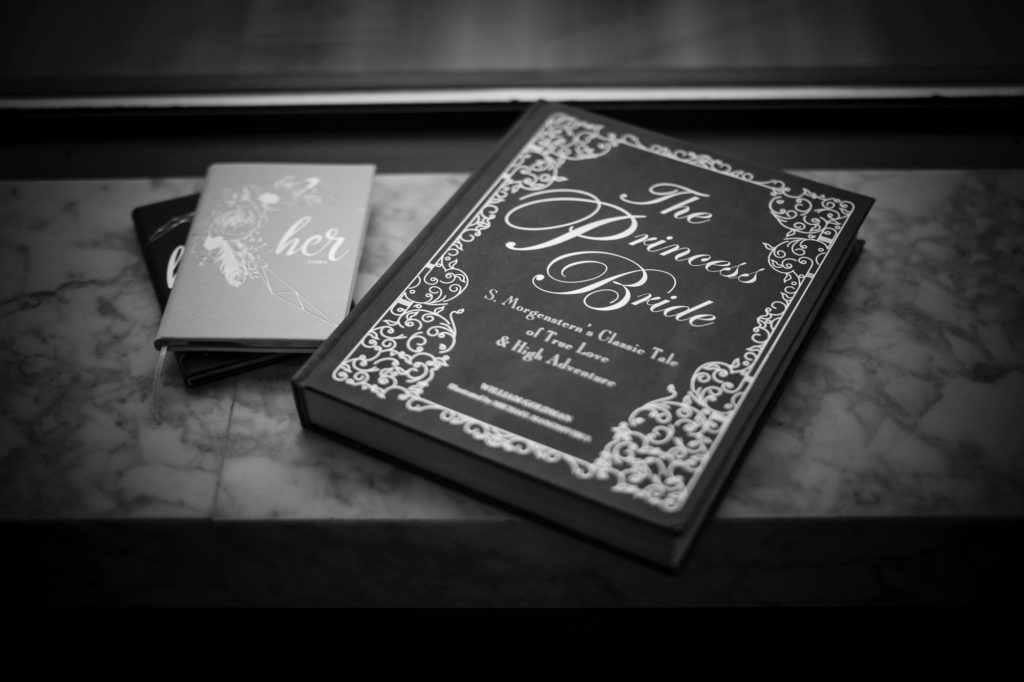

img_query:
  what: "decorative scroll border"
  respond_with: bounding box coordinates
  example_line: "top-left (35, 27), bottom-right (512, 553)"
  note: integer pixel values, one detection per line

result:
top-left (332, 112), bottom-right (854, 513)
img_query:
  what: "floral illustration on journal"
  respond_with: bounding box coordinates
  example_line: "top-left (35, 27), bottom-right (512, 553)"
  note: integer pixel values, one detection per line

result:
top-left (197, 175), bottom-right (323, 287)
top-left (193, 175), bottom-right (338, 326)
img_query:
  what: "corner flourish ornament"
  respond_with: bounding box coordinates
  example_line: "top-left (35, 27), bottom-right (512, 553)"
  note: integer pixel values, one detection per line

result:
top-left (596, 381), bottom-right (731, 512)
top-left (333, 112), bottom-right (619, 397)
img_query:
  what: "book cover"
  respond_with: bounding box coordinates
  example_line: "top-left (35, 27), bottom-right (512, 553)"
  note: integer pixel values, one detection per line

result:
top-left (132, 193), bottom-right (287, 387)
top-left (292, 103), bottom-right (873, 569)
top-left (155, 163), bottom-right (375, 353)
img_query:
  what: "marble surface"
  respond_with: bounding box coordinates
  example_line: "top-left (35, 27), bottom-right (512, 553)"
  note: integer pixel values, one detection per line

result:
top-left (2, 170), bottom-right (1023, 527)
top-left (725, 170), bottom-right (1024, 517)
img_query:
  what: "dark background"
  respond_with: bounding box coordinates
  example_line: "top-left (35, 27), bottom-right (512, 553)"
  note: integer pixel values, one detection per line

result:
top-left (2, 0), bottom-right (1024, 177)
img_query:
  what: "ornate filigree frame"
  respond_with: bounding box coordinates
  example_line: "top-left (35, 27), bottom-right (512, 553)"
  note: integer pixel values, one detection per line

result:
top-left (332, 112), bottom-right (854, 513)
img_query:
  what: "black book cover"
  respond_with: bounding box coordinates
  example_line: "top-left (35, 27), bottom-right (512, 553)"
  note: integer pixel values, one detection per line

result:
top-left (292, 102), bottom-right (874, 569)
top-left (133, 194), bottom-right (286, 386)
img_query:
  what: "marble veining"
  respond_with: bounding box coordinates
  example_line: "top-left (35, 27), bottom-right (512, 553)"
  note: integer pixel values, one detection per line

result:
top-left (0, 178), bottom-right (229, 519)
top-left (723, 170), bottom-right (1024, 516)
top-left (213, 357), bottom-right (501, 520)
top-left (1, 171), bottom-right (1022, 524)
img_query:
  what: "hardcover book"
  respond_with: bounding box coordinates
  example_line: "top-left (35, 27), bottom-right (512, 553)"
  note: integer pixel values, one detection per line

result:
top-left (133, 194), bottom-right (286, 387)
top-left (155, 163), bottom-right (375, 353)
top-left (292, 103), bottom-right (873, 569)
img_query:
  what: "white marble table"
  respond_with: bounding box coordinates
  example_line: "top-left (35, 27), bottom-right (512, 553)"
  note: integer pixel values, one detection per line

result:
top-left (2, 170), bottom-right (1023, 605)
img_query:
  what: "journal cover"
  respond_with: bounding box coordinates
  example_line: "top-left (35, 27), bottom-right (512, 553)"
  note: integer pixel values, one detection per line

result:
top-left (132, 194), bottom-right (286, 387)
top-left (155, 163), bottom-right (375, 353)
top-left (293, 102), bottom-right (873, 569)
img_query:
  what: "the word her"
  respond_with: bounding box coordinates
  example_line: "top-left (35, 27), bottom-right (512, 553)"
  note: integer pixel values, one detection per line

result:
top-left (275, 215), bottom-right (349, 261)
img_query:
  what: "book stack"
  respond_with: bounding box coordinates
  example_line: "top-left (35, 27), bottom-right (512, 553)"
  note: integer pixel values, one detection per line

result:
top-left (136, 163), bottom-right (375, 385)
top-left (291, 102), bottom-right (872, 569)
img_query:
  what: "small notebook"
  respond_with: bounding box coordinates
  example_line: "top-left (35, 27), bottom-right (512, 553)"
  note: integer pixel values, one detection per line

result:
top-left (133, 193), bottom-right (287, 387)
top-left (155, 163), bottom-right (375, 353)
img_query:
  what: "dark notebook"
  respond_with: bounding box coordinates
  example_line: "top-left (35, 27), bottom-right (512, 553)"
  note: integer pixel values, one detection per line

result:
top-left (133, 194), bottom-right (286, 386)
top-left (292, 102), bottom-right (873, 569)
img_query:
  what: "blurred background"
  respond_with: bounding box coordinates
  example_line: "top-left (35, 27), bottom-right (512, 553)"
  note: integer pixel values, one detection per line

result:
top-left (1, 0), bottom-right (1022, 178)
top-left (2, 0), bottom-right (1022, 105)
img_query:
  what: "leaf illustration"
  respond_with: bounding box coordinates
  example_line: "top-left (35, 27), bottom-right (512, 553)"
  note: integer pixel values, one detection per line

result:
top-left (204, 235), bottom-right (246, 287)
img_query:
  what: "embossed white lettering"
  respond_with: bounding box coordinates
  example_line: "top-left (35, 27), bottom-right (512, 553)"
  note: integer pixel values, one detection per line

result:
top-left (166, 244), bottom-right (185, 289)
top-left (275, 215), bottom-right (349, 261)
top-left (620, 183), bottom-right (714, 224)
top-left (504, 188), bottom-right (644, 251)
top-left (533, 250), bottom-right (716, 327)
